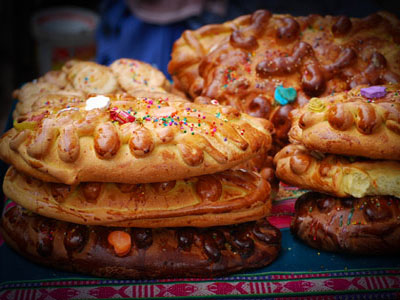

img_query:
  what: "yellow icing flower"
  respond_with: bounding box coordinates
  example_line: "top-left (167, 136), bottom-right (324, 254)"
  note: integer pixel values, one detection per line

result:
top-left (308, 98), bottom-right (326, 112)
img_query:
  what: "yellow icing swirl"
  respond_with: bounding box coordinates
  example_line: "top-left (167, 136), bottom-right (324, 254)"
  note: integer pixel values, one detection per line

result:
top-left (308, 98), bottom-right (326, 112)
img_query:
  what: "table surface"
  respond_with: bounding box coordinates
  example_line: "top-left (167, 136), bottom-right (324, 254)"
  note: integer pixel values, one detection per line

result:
top-left (0, 101), bottom-right (399, 299)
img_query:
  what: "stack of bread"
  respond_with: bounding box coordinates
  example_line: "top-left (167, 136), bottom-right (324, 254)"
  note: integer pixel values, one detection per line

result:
top-left (274, 84), bottom-right (400, 254)
top-left (0, 60), bottom-right (281, 279)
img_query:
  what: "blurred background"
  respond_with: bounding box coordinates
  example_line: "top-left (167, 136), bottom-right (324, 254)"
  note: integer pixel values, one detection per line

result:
top-left (1, 0), bottom-right (400, 133)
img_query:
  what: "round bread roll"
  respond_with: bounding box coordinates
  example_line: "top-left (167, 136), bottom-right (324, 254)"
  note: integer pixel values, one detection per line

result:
top-left (110, 58), bottom-right (171, 93)
top-left (3, 167), bottom-right (271, 227)
top-left (62, 60), bottom-right (120, 94)
top-left (169, 10), bottom-right (400, 144)
top-left (274, 144), bottom-right (400, 198)
top-left (0, 204), bottom-right (281, 279)
top-left (289, 84), bottom-right (400, 160)
top-left (291, 192), bottom-right (400, 255)
top-left (0, 94), bottom-right (272, 185)
top-left (12, 81), bottom-right (63, 119)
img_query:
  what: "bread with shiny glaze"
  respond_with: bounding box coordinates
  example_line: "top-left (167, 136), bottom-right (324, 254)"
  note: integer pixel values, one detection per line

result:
top-left (0, 204), bottom-right (281, 279)
top-left (3, 167), bottom-right (271, 227)
top-left (289, 84), bottom-right (400, 160)
top-left (168, 10), bottom-right (400, 144)
top-left (274, 144), bottom-right (400, 198)
top-left (0, 94), bottom-right (272, 185)
top-left (291, 192), bottom-right (400, 254)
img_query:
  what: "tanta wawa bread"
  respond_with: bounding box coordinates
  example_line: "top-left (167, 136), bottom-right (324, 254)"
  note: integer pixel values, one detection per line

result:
top-left (274, 144), bottom-right (400, 198)
top-left (289, 84), bottom-right (400, 160)
top-left (291, 192), bottom-right (400, 255)
top-left (168, 10), bottom-right (400, 143)
top-left (0, 204), bottom-right (281, 279)
top-left (3, 167), bottom-right (272, 227)
top-left (12, 58), bottom-right (173, 118)
top-left (0, 94), bottom-right (272, 185)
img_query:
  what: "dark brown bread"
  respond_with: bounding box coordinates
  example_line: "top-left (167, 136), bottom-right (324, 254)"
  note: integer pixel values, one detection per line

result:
top-left (291, 192), bottom-right (400, 255)
top-left (0, 205), bottom-right (281, 279)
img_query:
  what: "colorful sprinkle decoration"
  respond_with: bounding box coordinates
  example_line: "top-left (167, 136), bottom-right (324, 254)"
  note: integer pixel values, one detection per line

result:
top-left (110, 107), bottom-right (135, 124)
top-left (274, 85), bottom-right (297, 105)
top-left (360, 86), bottom-right (387, 99)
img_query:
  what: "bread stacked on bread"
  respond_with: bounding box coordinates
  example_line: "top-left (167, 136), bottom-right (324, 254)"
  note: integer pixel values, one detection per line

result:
top-left (0, 63), bottom-right (281, 278)
top-left (168, 10), bottom-right (400, 146)
top-left (274, 84), bottom-right (400, 254)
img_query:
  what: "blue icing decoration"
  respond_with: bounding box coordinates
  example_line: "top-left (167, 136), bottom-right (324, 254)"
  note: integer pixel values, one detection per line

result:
top-left (274, 85), bottom-right (297, 105)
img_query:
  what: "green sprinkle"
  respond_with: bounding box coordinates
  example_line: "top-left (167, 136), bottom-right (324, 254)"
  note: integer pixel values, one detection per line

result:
top-left (309, 207), bottom-right (313, 212)
top-left (339, 215), bottom-right (343, 227)
top-left (347, 208), bottom-right (355, 225)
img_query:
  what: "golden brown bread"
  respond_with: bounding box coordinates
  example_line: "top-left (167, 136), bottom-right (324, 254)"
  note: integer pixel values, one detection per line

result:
top-left (4, 167), bottom-right (271, 227)
top-left (289, 84), bottom-right (400, 160)
top-left (291, 192), bottom-right (400, 255)
top-left (168, 10), bottom-right (400, 144)
top-left (274, 144), bottom-right (400, 198)
top-left (0, 94), bottom-right (272, 185)
top-left (12, 59), bottom-right (173, 118)
top-left (0, 204), bottom-right (281, 279)
top-left (110, 58), bottom-right (171, 93)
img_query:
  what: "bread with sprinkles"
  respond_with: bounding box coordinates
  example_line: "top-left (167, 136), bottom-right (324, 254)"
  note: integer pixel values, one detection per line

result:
top-left (0, 93), bottom-right (272, 185)
top-left (168, 10), bottom-right (400, 144)
top-left (289, 84), bottom-right (400, 160)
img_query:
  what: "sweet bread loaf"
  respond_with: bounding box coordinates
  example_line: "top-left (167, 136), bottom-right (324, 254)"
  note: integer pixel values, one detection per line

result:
top-left (0, 204), bottom-right (281, 279)
top-left (168, 10), bottom-right (400, 143)
top-left (12, 59), bottom-right (174, 118)
top-left (291, 192), bottom-right (400, 255)
top-left (0, 94), bottom-right (272, 185)
top-left (274, 144), bottom-right (400, 198)
top-left (289, 84), bottom-right (400, 160)
top-left (3, 167), bottom-right (271, 227)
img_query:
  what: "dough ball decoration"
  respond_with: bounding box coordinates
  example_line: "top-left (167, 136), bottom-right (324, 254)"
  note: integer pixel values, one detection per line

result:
top-left (168, 10), bottom-right (400, 144)
top-left (1, 204), bottom-right (281, 279)
top-left (12, 58), bottom-right (173, 119)
top-left (289, 84), bottom-right (400, 160)
top-left (291, 192), bottom-right (400, 255)
top-left (1, 93), bottom-right (271, 184)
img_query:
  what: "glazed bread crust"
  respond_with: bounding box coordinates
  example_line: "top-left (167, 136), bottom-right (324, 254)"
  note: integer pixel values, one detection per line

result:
top-left (0, 205), bottom-right (281, 279)
top-left (274, 144), bottom-right (400, 198)
top-left (168, 10), bottom-right (400, 143)
top-left (291, 192), bottom-right (400, 255)
top-left (289, 84), bottom-right (400, 160)
top-left (4, 167), bottom-right (271, 227)
top-left (0, 95), bottom-right (272, 185)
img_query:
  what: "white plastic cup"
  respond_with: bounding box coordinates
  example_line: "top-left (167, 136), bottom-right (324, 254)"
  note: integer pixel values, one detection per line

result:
top-left (31, 6), bottom-right (99, 75)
